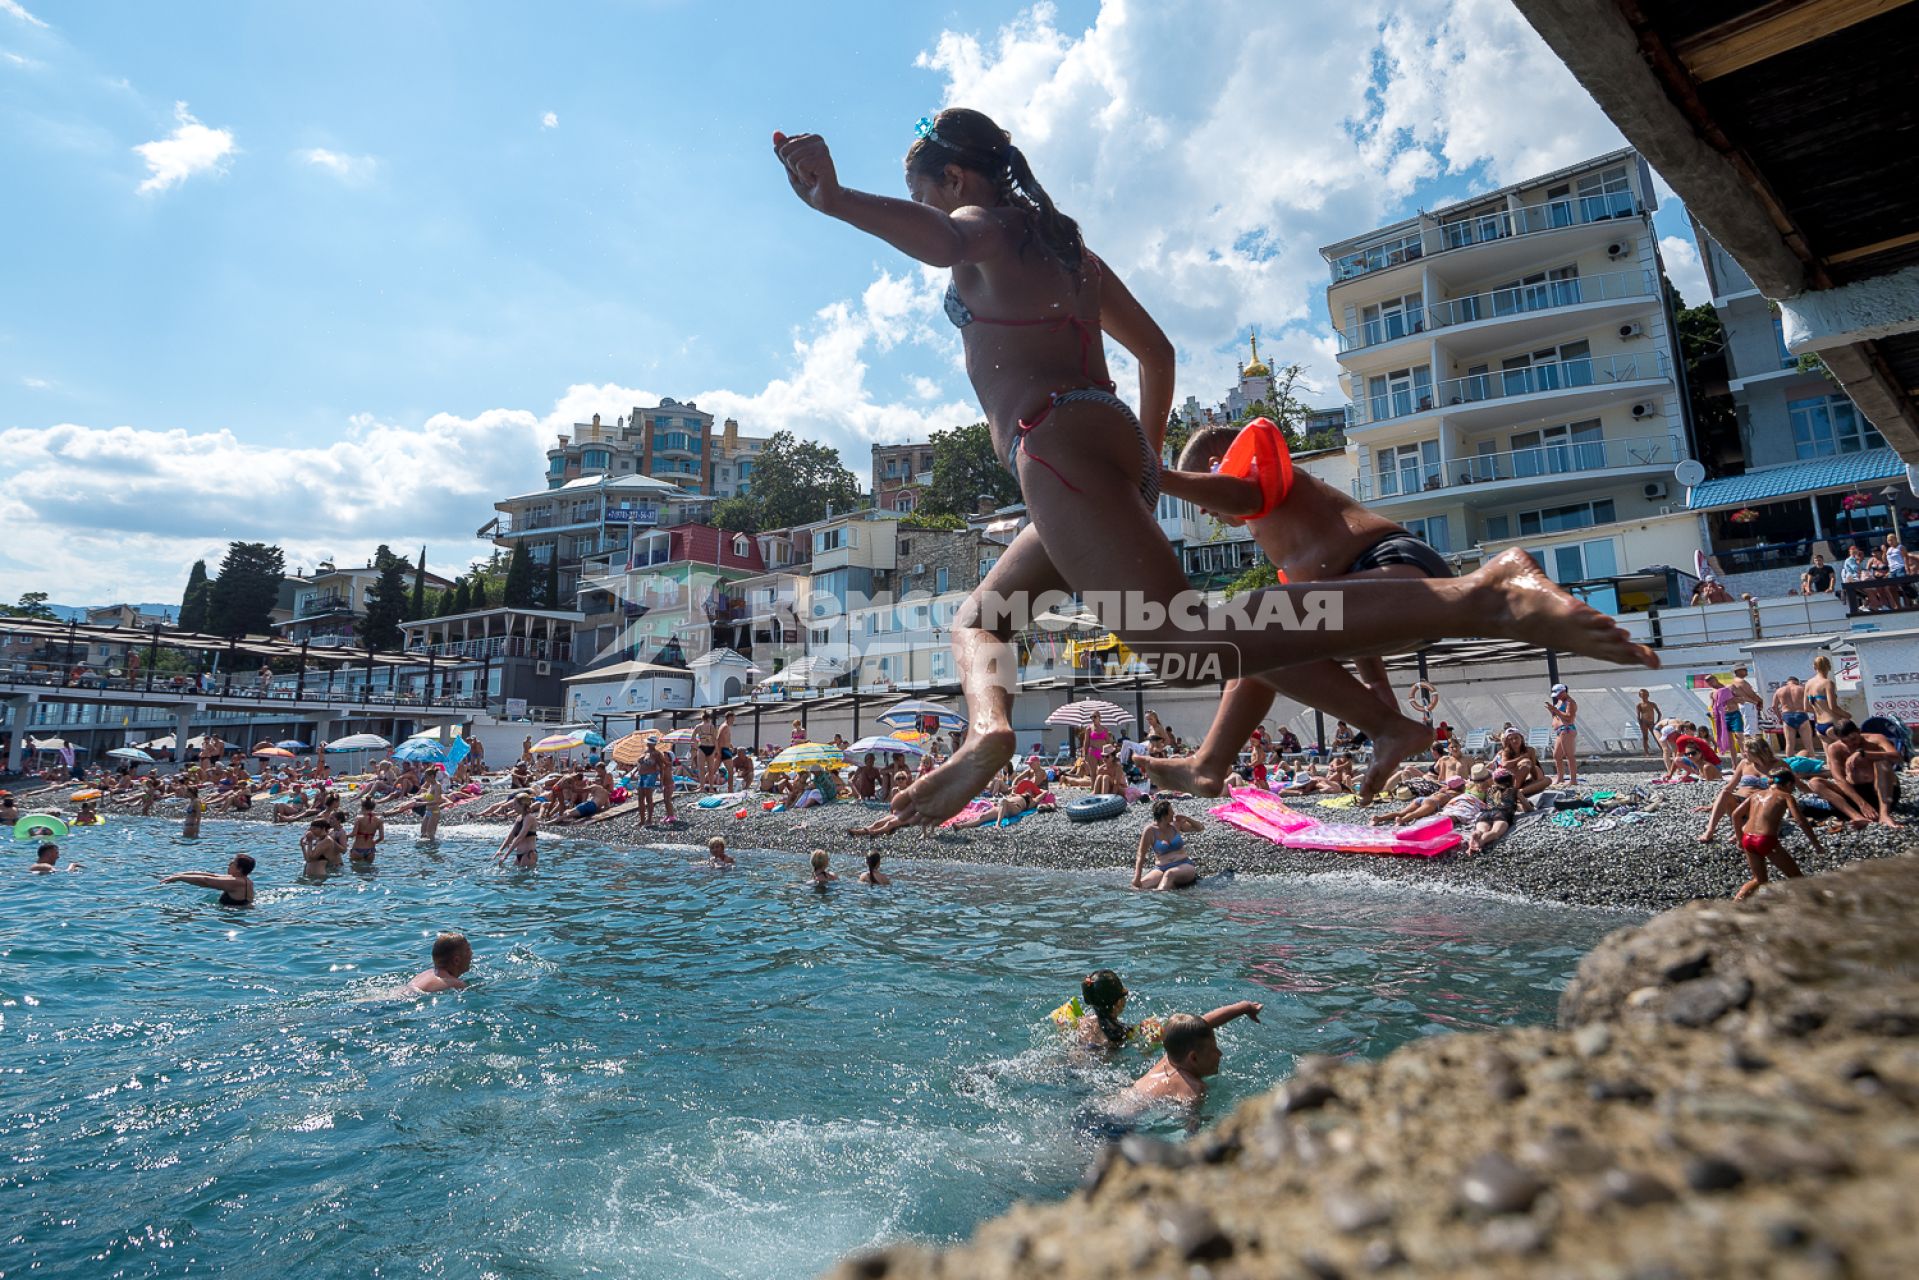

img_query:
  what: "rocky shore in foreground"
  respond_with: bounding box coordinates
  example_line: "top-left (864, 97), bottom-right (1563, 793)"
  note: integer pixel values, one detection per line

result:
top-left (824, 855), bottom-right (1919, 1280)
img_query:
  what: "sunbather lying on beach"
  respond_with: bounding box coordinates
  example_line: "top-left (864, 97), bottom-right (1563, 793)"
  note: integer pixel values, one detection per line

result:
top-left (1369, 773), bottom-right (1486, 827)
top-left (774, 109), bottom-right (1654, 835)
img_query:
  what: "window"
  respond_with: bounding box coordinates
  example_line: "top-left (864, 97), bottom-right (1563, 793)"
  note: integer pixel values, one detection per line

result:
top-left (1359, 292), bottom-right (1424, 345)
top-left (1484, 513), bottom-right (1510, 541)
top-left (581, 449), bottom-right (611, 471)
top-left (1537, 538), bottom-right (1618, 583)
top-left (1500, 340), bottom-right (1592, 396)
top-left (1575, 166), bottom-right (1634, 220)
top-left (732, 535), bottom-right (749, 557)
top-left (936, 567), bottom-right (948, 593)
top-left (547, 456), bottom-right (565, 475)
top-left (1366, 365), bottom-right (1433, 420)
top-left (1790, 393), bottom-right (1885, 458)
top-left (980, 554), bottom-right (1002, 579)
top-left (1375, 441), bottom-right (1440, 497)
top-left (1773, 315), bottom-right (1795, 369)
top-left (1510, 419), bottom-right (1604, 477)
top-left (1516, 499), bottom-right (1615, 536)
top-left (1403, 515), bottom-right (1451, 553)
top-left (1482, 265), bottom-right (1579, 319)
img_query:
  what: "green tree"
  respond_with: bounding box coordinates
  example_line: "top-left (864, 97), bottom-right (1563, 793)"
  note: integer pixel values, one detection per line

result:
top-left (920, 421), bottom-right (1021, 518)
top-left (361, 546), bottom-right (410, 651)
top-left (1670, 285), bottom-right (1738, 473)
top-left (543, 559), bottom-right (562, 610)
top-left (1163, 412), bottom-right (1193, 466)
top-left (712, 496), bottom-right (761, 534)
top-left (1222, 559), bottom-right (1277, 599)
top-left (502, 544), bottom-right (535, 608)
top-left (177, 560), bottom-right (212, 632)
top-left (713, 431), bottom-right (861, 530)
top-left (899, 511), bottom-right (964, 531)
top-left (449, 578), bottom-right (472, 616)
top-left (433, 587), bottom-right (457, 618)
top-left (204, 542), bottom-right (285, 636)
top-left (408, 546), bottom-right (428, 620)
top-left (10, 590), bottom-right (55, 620)
top-left (1232, 362), bottom-right (1309, 450)
top-left (468, 574), bottom-right (488, 610)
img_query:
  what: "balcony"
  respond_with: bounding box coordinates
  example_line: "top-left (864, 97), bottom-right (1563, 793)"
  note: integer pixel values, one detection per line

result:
top-left (1352, 433), bottom-right (1682, 504)
top-left (1348, 353), bottom-right (1669, 431)
top-left (404, 635), bottom-right (572, 663)
top-left (1329, 191), bottom-right (1640, 284)
top-left (1337, 270), bottom-right (1655, 356)
top-left (295, 594), bottom-right (352, 619)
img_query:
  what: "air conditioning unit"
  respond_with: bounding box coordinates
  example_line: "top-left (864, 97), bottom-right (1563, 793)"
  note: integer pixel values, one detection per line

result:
top-left (1643, 481), bottom-right (1669, 500)
top-left (1617, 321), bottom-right (1645, 339)
top-left (535, 660), bottom-right (551, 676)
top-left (1605, 241), bottom-right (1630, 259)
top-left (1630, 402), bottom-right (1655, 419)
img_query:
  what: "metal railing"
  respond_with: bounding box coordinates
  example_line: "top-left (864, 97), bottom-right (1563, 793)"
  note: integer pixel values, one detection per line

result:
top-left (1352, 434), bottom-right (1681, 501)
top-left (1348, 353), bottom-right (1669, 427)
top-left (1330, 191), bottom-right (1640, 283)
top-left (294, 594), bottom-right (351, 619)
top-left (1338, 270), bottom-right (1655, 353)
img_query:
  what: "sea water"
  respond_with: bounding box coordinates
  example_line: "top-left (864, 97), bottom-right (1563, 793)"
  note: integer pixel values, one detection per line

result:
top-left (1, 820), bottom-right (1633, 1278)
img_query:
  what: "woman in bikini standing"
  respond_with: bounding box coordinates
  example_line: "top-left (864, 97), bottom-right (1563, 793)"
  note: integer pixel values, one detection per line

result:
top-left (494, 793), bottom-right (539, 870)
top-left (1806, 654), bottom-right (1845, 740)
top-left (1546, 684), bottom-right (1579, 786)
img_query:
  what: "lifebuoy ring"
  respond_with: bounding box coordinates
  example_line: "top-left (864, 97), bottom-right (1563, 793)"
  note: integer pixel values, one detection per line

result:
top-left (1408, 681), bottom-right (1439, 714)
top-left (1216, 417), bottom-right (1294, 521)
top-left (1066, 794), bottom-right (1127, 823)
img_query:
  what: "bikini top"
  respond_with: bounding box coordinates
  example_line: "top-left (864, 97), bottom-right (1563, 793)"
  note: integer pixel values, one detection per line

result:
top-left (943, 265), bottom-right (1115, 394)
top-left (1152, 830), bottom-right (1184, 856)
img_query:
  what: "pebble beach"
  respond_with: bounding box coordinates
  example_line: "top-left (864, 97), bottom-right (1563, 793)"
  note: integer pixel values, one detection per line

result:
top-left (86, 759), bottom-right (1914, 914)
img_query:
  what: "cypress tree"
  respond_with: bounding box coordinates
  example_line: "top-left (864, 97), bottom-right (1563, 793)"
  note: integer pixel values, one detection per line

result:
top-left (178, 560), bottom-right (212, 632)
top-left (408, 546), bottom-right (428, 620)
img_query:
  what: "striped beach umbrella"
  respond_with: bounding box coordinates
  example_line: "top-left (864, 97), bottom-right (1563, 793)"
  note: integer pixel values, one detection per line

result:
top-left (849, 734), bottom-right (925, 757)
top-left (1045, 700), bottom-right (1133, 728)
top-left (765, 742), bottom-right (845, 775)
top-left (609, 731), bottom-right (662, 767)
top-left (877, 699), bottom-right (967, 730)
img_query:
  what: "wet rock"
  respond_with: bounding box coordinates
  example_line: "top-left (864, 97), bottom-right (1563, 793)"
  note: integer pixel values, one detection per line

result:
top-left (1118, 1134), bottom-right (1187, 1170)
top-left (1484, 1065), bottom-right (1527, 1102)
top-left (1664, 975), bottom-right (1753, 1028)
top-left (1456, 1152), bottom-right (1545, 1215)
top-left (843, 1252), bottom-right (891, 1279)
top-left (1156, 1204), bottom-right (1231, 1262)
top-left (1360, 1238), bottom-right (1406, 1272)
top-left (1684, 1156), bottom-right (1746, 1192)
top-left (1572, 1023), bottom-right (1612, 1057)
top-left (1662, 950), bottom-right (1712, 984)
top-left (1589, 1076), bottom-right (1655, 1103)
top-left (1274, 1078), bottom-right (1340, 1115)
top-left (1601, 1168), bottom-right (1676, 1206)
top-left (1479, 1216), bottom-right (1546, 1255)
top-left (1195, 1133), bottom-right (1240, 1165)
top-left (1321, 1188), bottom-right (1392, 1234)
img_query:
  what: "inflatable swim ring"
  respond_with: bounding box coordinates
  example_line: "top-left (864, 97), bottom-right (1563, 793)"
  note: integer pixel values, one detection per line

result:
top-left (1215, 416), bottom-right (1294, 522)
top-left (14, 814), bottom-right (69, 841)
top-left (1065, 794), bottom-right (1127, 823)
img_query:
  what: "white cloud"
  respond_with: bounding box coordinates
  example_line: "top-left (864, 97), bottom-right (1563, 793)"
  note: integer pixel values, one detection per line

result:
top-left (540, 111), bottom-right (558, 129)
top-left (2, 49), bottom-right (38, 68)
top-left (133, 101), bottom-right (235, 195)
top-left (21, 376), bottom-right (49, 389)
top-left (914, 0), bottom-right (1627, 404)
top-left (1660, 233), bottom-right (1711, 307)
top-left (1, 1), bottom-right (47, 29)
top-left (297, 147), bottom-right (377, 184)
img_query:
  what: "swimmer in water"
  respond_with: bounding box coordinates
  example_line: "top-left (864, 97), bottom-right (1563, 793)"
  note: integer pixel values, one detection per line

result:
top-left (301, 819), bottom-right (343, 877)
top-left (408, 932), bottom-right (472, 993)
top-left (494, 793), bottom-right (538, 870)
top-left (808, 848), bottom-right (837, 888)
top-left (705, 836), bottom-right (735, 868)
top-left (159, 853), bottom-right (255, 906)
top-left (1125, 1002), bottom-right (1263, 1106)
top-left (181, 785), bottom-right (206, 839)
top-left (858, 850), bottom-right (891, 885)
top-left (29, 842), bottom-right (70, 873)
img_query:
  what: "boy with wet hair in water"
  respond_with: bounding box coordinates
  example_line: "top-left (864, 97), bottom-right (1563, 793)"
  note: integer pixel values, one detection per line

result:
top-left (1127, 1000), bottom-right (1263, 1104)
top-left (1728, 769), bottom-right (1824, 901)
top-left (409, 932), bottom-right (472, 993)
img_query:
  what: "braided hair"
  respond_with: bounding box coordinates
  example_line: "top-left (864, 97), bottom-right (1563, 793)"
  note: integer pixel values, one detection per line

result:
top-left (907, 107), bottom-right (1085, 276)
top-left (1081, 968), bottom-right (1129, 1046)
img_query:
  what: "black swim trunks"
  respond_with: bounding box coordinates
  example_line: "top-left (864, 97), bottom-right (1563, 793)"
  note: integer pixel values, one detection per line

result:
top-left (1349, 532), bottom-right (1453, 579)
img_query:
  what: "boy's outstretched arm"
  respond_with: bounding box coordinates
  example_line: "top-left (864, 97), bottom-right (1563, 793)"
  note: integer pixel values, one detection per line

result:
top-left (772, 131), bottom-right (999, 268)
top-left (1157, 468), bottom-right (1264, 517)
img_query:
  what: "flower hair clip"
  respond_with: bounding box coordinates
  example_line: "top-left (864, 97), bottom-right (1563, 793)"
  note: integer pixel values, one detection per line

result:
top-left (914, 115), bottom-right (946, 146)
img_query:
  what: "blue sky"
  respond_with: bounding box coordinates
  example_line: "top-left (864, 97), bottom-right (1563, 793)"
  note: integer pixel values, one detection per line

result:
top-left (0, 0), bottom-right (1707, 602)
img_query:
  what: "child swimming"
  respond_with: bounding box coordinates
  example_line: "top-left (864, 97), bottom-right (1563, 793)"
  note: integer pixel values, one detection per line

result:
top-left (774, 109), bottom-right (1654, 832)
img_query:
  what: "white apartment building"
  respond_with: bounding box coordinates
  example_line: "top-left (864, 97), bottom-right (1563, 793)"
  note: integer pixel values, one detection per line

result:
top-left (1323, 148), bottom-right (1703, 591)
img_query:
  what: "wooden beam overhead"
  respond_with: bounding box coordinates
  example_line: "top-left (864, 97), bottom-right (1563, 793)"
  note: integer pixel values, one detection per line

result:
top-left (1674, 0), bottom-right (1916, 82)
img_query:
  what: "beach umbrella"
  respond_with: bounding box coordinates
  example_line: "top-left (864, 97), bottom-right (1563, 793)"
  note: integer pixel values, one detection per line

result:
top-left (27, 737), bottom-right (83, 752)
top-left (325, 733), bottom-right (392, 753)
top-left (660, 728), bottom-right (697, 745)
top-left (850, 734), bottom-right (924, 757)
top-left (275, 739), bottom-right (310, 751)
top-left (609, 731), bottom-right (661, 767)
top-left (403, 725), bottom-right (464, 741)
top-left (877, 699), bottom-right (967, 730)
top-left (766, 742), bottom-right (845, 775)
top-left (531, 732), bottom-right (588, 754)
top-left (107, 747), bottom-right (155, 763)
top-left (253, 746), bottom-right (295, 759)
top-left (1045, 700), bottom-right (1133, 728)
top-left (391, 739), bottom-right (448, 763)
top-left (578, 729), bottom-right (607, 748)
top-left (888, 729), bottom-right (931, 743)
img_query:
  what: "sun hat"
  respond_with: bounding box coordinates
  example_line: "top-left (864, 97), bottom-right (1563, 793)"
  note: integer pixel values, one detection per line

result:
top-left (1445, 776), bottom-right (1466, 791)
top-left (1470, 763), bottom-right (1492, 782)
